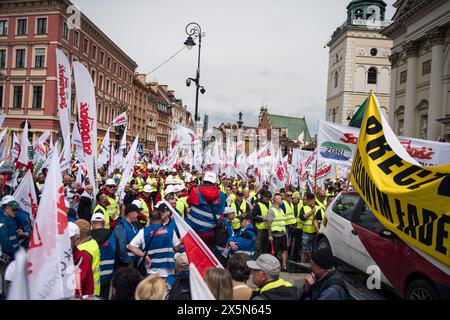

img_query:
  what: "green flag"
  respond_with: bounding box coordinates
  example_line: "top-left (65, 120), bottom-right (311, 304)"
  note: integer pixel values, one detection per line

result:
top-left (348, 97), bottom-right (368, 128)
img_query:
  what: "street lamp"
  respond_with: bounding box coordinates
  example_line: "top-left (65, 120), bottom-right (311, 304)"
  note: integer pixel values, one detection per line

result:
top-left (184, 22), bottom-right (206, 127)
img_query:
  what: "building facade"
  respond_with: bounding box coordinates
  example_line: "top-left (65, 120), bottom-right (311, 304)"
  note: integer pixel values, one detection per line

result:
top-left (148, 82), bottom-right (172, 151)
top-left (0, 0), bottom-right (137, 145)
top-left (382, 0), bottom-right (450, 141)
top-left (326, 0), bottom-right (392, 125)
top-left (132, 74), bottom-right (151, 153)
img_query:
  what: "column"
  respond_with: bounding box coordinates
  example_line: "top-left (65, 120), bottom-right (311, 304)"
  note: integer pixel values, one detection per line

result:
top-left (427, 27), bottom-right (446, 141)
top-left (388, 53), bottom-right (399, 130)
top-left (403, 41), bottom-right (420, 138)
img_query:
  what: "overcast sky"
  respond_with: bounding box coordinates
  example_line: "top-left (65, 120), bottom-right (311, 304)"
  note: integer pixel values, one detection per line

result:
top-left (74, 0), bottom-right (395, 136)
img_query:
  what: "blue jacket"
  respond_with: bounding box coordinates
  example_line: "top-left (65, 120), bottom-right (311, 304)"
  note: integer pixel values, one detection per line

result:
top-left (99, 232), bottom-right (117, 284)
top-left (214, 219), bottom-right (234, 256)
top-left (113, 218), bottom-right (139, 264)
top-left (143, 223), bottom-right (176, 270)
top-left (186, 189), bottom-right (227, 233)
top-left (229, 224), bottom-right (256, 258)
top-left (0, 214), bottom-right (20, 258)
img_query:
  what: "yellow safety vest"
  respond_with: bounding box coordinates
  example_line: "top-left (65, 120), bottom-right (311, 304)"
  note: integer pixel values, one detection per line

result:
top-left (106, 196), bottom-right (119, 222)
top-left (231, 201), bottom-right (248, 230)
top-left (259, 279), bottom-right (293, 294)
top-left (301, 205), bottom-right (322, 234)
top-left (282, 200), bottom-right (296, 226)
top-left (78, 238), bottom-right (101, 296)
top-left (293, 191), bottom-right (300, 199)
top-left (296, 200), bottom-right (304, 230)
top-left (146, 177), bottom-right (158, 192)
top-left (270, 207), bottom-right (286, 233)
top-left (94, 204), bottom-right (110, 230)
top-left (249, 191), bottom-right (257, 202)
top-left (176, 196), bottom-right (188, 219)
top-left (220, 184), bottom-right (226, 193)
top-left (316, 198), bottom-right (327, 211)
top-left (255, 202), bottom-right (270, 230)
top-left (139, 198), bottom-right (150, 225)
top-left (136, 177), bottom-right (144, 192)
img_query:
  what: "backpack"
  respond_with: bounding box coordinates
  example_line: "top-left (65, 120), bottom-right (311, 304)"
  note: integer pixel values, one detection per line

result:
top-left (168, 273), bottom-right (191, 300)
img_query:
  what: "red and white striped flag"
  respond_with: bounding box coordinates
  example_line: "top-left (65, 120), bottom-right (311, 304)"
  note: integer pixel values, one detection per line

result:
top-left (189, 263), bottom-right (215, 300)
top-left (165, 201), bottom-right (222, 277)
top-left (111, 111), bottom-right (127, 127)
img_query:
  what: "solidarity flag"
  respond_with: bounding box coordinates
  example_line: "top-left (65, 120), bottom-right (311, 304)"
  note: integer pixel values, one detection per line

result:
top-left (16, 120), bottom-right (32, 170)
top-left (189, 263), bottom-right (215, 300)
top-left (111, 111), bottom-right (127, 127)
top-left (118, 136), bottom-right (139, 201)
top-left (13, 170), bottom-right (38, 225)
top-left (27, 146), bottom-right (75, 299)
top-left (55, 48), bottom-right (72, 146)
top-left (166, 201), bottom-right (223, 277)
top-left (350, 91), bottom-right (450, 270)
top-left (98, 127), bottom-right (111, 167)
top-left (71, 124), bottom-right (84, 162)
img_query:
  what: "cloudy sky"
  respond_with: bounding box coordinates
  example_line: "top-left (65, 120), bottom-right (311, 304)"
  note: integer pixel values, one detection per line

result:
top-left (74, 0), bottom-right (395, 136)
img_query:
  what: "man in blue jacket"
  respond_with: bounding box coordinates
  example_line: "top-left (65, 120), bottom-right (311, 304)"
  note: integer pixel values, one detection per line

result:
top-left (113, 204), bottom-right (140, 268)
top-left (0, 196), bottom-right (30, 249)
top-left (228, 213), bottom-right (256, 260)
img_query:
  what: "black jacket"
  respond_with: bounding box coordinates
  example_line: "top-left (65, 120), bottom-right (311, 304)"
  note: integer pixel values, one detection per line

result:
top-left (300, 269), bottom-right (350, 300)
top-left (91, 228), bottom-right (111, 246)
top-left (77, 193), bottom-right (93, 221)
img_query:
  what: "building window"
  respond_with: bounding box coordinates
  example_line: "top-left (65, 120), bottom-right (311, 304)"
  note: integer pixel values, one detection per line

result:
top-left (422, 60), bottom-right (431, 75)
top-left (367, 67), bottom-right (377, 84)
top-left (35, 48), bottom-right (45, 68)
top-left (17, 19), bottom-right (27, 35)
top-left (92, 45), bottom-right (97, 59)
top-left (0, 50), bottom-right (5, 68)
top-left (0, 20), bottom-right (8, 36)
top-left (36, 18), bottom-right (47, 34)
top-left (74, 31), bottom-right (79, 47)
top-left (98, 75), bottom-right (103, 91)
top-left (400, 70), bottom-right (407, 84)
top-left (0, 85), bottom-right (3, 108)
top-left (112, 83), bottom-right (116, 97)
top-left (100, 51), bottom-right (104, 64)
top-left (119, 66), bottom-right (122, 78)
top-left (114, 62), bottom-right (117, 74)
top-left (91, 70), bottom-right (96, 83)
top-left (63, 22), bottom-right (69, 39)
top-left (334, 71), bottom-right (338, 88)
top-left (106, 79), bottom-right (110, 94)
top-left (108, 57), bottom-right (111, 69)
top-left (98, 103), bottom-right (102, 122)
top-left (32, 85), bottom-right (43, 108)
top-left (83, 38), bottom-right (89, 53)
top-left (13, 85), bottom-right (23, 108)
top-left (16, 49), bottom-right (25, 68)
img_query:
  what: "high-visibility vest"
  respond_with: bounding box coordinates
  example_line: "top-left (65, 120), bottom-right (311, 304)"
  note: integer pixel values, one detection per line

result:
top-left (301, 205), bottom-right (322, 234)
top-left (220, 184), bottom-right (226, 193)
top-left (295, 201), bottom-right (304, 230)
top-left (259, 279), bottom-right (293, 295)
top-left (176, 196), bottom-right (188, 219)
top-left (94, 204), bottom-right (110, 229)
top-left (136, 177), bottom-right (144, 192)
top-left (146, 177), bottom-right (158, 192)
top-left (78, 238), bottom-right (101, 296)
top-left (106, 196), bottom-right (119, 222)
top-left (255, 202), bottom-right (270, 230)
top-left (249, 191), bottom-right (257, 202)
top-left (293, 191), bottom-right (300, 199)
top-left (282, 200), bottom-right (296, 226)
top-left (139, 198), bottom-right (150, 225)
top-left (231, 201), bottom-right (248, 230)
top-left (270, 207), bottom-right (286, 233)
top-left (316, 198), bottom-right (327, 211)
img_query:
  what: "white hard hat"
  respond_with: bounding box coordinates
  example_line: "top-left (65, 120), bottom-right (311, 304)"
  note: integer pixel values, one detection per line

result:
top-left (143, 184), bottom-right (153, 193)
top-left (165, 176), bottom-right (174, 185)
top-left (1, 195), bottom-right (15, 206)
top-left (164, 185), bottom-right (176, 196)
top-left (224, 207), bottom-right (237, 215)
top-left (105, 178), bottom-right (116, 186)
top-left (132, 199), bottom-right (143, 210)
top-left (91, 212), bottom-right (106, 222)
top-left (173, 184), bottom-right (185, 193)
top-left (68, 222), bottom-right (80, 238)
top-left (203, 171), bottom-right (217, 184)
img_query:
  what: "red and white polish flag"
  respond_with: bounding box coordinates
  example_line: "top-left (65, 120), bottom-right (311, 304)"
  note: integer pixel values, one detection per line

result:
top-left (165, 201), bottom-right (223, 277)
top-left (111, 111), bottom-right (128, 127)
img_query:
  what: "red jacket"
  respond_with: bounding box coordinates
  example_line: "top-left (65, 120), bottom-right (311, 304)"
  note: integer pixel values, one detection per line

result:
top-left (73, 247), bottom-right (94, 298)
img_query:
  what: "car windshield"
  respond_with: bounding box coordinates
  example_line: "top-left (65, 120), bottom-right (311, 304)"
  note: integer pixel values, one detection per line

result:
top-left (332, 193), bottom-right (359, 221)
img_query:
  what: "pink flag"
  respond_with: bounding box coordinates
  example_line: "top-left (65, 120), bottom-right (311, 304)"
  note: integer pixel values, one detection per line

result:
top-left (13, 170), bottom-right (38, 225)
top-left (27, 147), bottom-right (75, 299)
top-left (165, 201), bottom-right (222, 277)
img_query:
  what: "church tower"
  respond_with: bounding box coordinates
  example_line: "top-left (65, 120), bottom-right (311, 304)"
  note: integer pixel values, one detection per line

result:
top-left (325, 0), bottom-right (393, 125)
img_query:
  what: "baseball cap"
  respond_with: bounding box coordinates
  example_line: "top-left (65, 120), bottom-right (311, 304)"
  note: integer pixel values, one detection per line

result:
top-left (6, 200), bottom-right (20, 211)
top-left (91, 212), bottom-right (106, 222)
top-left (154, 201), bottom-right (169, 212)
top-left (131, 200), bottom-right (143, 211)
top-left (246, 254), bottom-right (280, 276)
top-left (1, 195), bottom-right (15, 206)
top-left (105, 178), bottom-right (116, 186)
top-left (223, 207), bottom-right (236, 215)
top-left (311, 247), bottom-right (335, 270)
top-left (125, 204), bottom-right (139, 215)
top-left (203, 172), bottom-right (217, 184)
top-left (143, 184), bottom-right (152, 193)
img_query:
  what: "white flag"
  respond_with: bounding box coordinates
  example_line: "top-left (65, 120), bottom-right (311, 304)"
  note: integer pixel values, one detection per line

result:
top-left (7, 248), bottom-right (29, 300)
top-left (118, 136), bottom-right (139, 201)
top-left (13, 170), bottom-right (38, 225)
top-left (111, 111), bottom-right (127, 127)
top-left (189, 263), bottom-right (215, 300)
top-left (16, 120), bottom-right (31, 170)
top-left (59, 133), bottom-right (72, 172)
top-left (71, 124), bottom-right (84, 162)
top-left (0, 128), bottom-right (8, 161)
top-left (298, 131), bottom-right (305, 147)
top-left (73, 62), bottom-right (98, 193)
top-left (56, 48), bottom-right (72, 146)
top-left (98, 127), bottom-right (111, 167)
top-left (27, 146), bottom-right (75, 299)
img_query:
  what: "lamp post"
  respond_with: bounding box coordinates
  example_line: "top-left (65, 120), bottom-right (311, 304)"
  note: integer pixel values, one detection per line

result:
top-left (184, 22), bottom-right (206, 129)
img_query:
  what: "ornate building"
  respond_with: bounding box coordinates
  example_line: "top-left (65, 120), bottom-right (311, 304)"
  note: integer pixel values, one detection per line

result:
top-left (326, 0), bottom-right (392, 125)
top-left (132, 74), bottom-right (152, 153)
top-left (382, 0), bottom-right (450, 141)
top-left (148, 82), bottom-right (172, 150)
top-left (0, 0), bottom-right (137, 144)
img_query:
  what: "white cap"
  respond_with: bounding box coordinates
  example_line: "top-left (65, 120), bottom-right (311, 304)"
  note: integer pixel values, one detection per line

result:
top-left (143, 184), bottom-right (152, 193)
top-left (224, 207), bottom-right (237, 215)
top-left (105, 178), bottom-right (116, 186)
top-left (132, 199), bottom-right (143, 210)
top-left (164, 185), bottom-right (176, 196)
top-left (68, 222), bottom-right (80, 238)
top-left (203, 172), bottom-right (217, 184)
top-left (1, 195), bottom-right (15, 206)
top-left (91, 212), bottom-right (106, 222)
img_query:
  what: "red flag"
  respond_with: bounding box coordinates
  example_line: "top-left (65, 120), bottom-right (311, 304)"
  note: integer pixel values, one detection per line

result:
top-left (166, 201), bottom-right (222, 276)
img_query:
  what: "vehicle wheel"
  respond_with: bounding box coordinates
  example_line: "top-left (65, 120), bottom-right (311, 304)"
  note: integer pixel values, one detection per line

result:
top-left (317, 237), bottom-right (331, 251)
top-left (406, 279), bottom-right (439, 300)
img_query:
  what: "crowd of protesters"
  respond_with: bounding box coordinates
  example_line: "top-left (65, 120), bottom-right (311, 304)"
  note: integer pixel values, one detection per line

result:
top-left (0, 161), bottom-right (349, 300)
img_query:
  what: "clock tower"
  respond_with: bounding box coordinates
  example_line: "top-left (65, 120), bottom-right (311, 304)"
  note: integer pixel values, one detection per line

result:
top-left (325, 0), bottom-right (393, 125)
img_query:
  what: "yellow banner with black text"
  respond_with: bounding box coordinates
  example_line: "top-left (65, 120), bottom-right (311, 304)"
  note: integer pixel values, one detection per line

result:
top-left (350, 92), bottom-right (450, 270)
